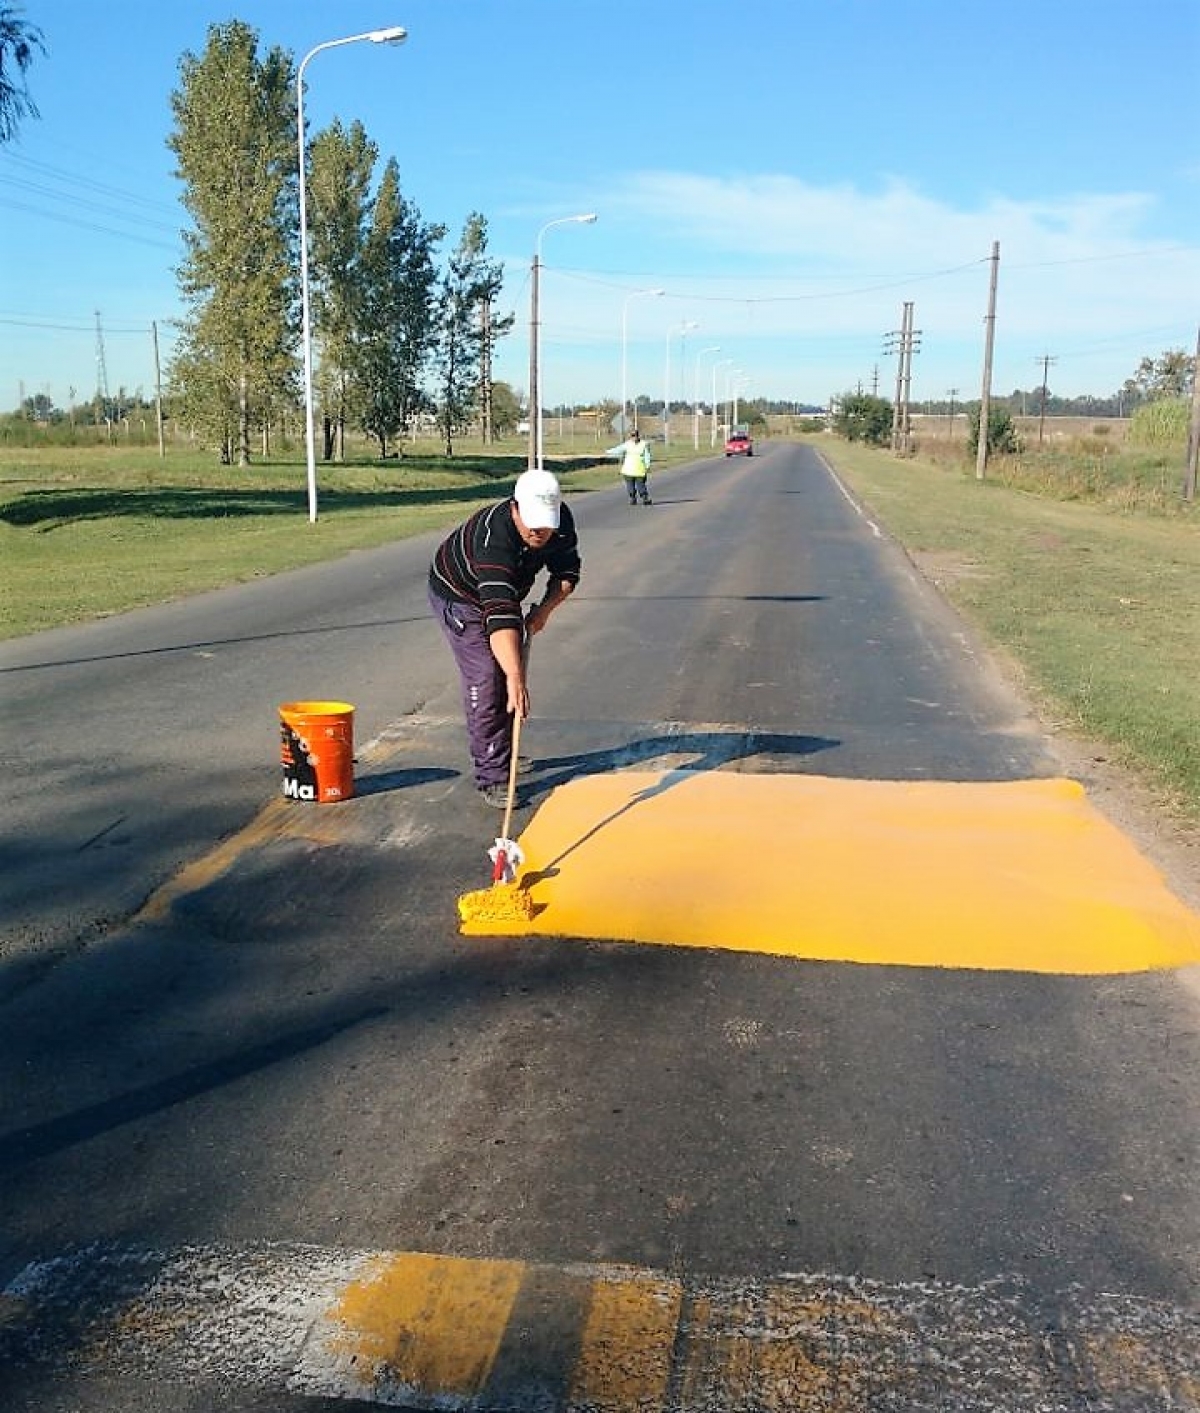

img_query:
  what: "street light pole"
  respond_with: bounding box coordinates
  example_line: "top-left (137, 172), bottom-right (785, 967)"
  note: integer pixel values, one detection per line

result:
top-left (693, 345), bottom-right (720, 449)
top-left (727, 369), bottom-right (747, 433)
top-left (664, 319), bottom-right (697, 448)
top-left (731, 372), bottom-right (748, 429)
top-left (528, 212), bottom-right (596, 470)
top-left (298, 25), bottom-right (406, 523)
top-left (621, 287), bottom-right (664, 435)
top-left (711, 358), bottom-right (733, 447)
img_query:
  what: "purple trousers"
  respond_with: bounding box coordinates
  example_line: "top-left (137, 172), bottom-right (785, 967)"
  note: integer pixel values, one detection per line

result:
top-left (428, 585), bottom-right (513, 788)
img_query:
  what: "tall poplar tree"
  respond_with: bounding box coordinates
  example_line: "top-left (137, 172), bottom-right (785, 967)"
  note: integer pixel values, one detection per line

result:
top-left (435, 213), bottom-right (512, 455)
top-left (356, 158), bottom-right (444, 457)
top-left (168, 21), bottom-right (296, 465)
top-left (307, 118), bottom-right (377, 462)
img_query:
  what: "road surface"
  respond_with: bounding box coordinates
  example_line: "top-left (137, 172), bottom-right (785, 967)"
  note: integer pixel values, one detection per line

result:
top-left (3, 442), bottom-right (1199, 1410)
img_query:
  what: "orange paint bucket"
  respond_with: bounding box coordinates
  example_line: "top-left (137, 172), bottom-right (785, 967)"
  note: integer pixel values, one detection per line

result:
top-left (279, 700), bottom-right (355, 803)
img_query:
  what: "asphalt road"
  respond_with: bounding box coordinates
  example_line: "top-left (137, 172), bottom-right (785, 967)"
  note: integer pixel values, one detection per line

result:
top-left (3, 442), bottom-right (1199, 1410)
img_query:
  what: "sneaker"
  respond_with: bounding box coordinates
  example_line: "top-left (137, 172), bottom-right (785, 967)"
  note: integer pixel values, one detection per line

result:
top-left (516, 755), bottom-right (534, 775)
top-left (641, 496), bottom-right (652, 505)
top-left (477, 782), bottom-right (511, 809)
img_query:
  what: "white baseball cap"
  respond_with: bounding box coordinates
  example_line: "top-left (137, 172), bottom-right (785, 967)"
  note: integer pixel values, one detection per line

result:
top-left (513, 468), bottom-right (562, 530)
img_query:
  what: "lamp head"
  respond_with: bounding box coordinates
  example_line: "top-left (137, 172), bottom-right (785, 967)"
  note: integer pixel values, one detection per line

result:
top-left (369, 25), bottom-right (408, 44)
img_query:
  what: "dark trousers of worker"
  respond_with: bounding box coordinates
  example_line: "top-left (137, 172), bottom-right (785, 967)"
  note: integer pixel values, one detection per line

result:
top-left (428, 586), bottom-right (511, 789)
top-left (623, 474), bottom-right (650, 503)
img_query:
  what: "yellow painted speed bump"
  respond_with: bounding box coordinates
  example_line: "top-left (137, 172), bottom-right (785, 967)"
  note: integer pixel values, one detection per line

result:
top-left (459, 773), bottom-right (1200, 975)
top-left (10, 1241), bottom-right (1198, 1409)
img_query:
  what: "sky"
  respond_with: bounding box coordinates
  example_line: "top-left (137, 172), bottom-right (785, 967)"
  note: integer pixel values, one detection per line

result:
top-left (1, 0), bottom-right (1197, 416)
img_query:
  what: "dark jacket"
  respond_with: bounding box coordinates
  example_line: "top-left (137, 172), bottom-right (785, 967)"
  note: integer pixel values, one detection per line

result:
top-left (428, 499), bottom-right (581, 637)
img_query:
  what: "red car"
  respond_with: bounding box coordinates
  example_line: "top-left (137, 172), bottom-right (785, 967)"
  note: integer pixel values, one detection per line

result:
top-left (724, 426), bottom-right (753, 457)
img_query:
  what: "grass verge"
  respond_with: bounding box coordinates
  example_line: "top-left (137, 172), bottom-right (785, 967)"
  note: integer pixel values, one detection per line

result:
top-left (0, 439), bottom-right (664, 638)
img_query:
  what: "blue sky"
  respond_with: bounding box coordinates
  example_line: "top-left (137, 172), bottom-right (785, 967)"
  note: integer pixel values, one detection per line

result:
top-left (1, 0), bottom-right (1197, 415)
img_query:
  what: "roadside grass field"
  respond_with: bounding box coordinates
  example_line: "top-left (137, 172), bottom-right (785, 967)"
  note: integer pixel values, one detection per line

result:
top-left (3, 426), bottom-right (1197, 824)
top-left (0, 435), bottom-right (668, 638)
top-left (820, 434), bottom-right (1199, 825)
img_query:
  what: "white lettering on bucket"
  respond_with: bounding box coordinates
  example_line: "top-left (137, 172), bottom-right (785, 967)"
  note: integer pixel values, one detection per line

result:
top-left (283, 777), bottom-right (317, 801)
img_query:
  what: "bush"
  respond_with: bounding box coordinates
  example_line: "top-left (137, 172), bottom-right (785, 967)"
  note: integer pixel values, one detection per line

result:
top-left (833, 393), bottom-right (893, 447)
top-left (1129, 398), bottom-right (1188, 448)
top-left (968, 407), bottom-right (1020, 456)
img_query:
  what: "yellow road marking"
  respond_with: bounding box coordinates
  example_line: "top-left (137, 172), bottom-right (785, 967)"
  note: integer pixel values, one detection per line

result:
top-left (461, 773), bottom-right (1200, 975)
top-left (6, 1244), bottom-right (1200, 1409)
top-left (133, 727), bottom-right (413, 924)
top-left (569, 1268), bottom-right (681, 1411)
top-left (329, 1252), bottom-right (524, 1400)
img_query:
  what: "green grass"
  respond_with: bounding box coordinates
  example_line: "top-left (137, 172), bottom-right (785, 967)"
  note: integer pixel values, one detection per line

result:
top-left (821, 438), bottom-right (1200, 823)
top-left (0, 438), bottom-right (664, 637)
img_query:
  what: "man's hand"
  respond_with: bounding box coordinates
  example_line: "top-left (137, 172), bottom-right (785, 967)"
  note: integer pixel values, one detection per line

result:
top-left (506, 673), bottom-right (530, 719)
top-left (525, 580), bottom-right (573, 636)
top-left (524, 603), bottom-right (550, 636)
top-left (491, 627), bottom-right (529, 718)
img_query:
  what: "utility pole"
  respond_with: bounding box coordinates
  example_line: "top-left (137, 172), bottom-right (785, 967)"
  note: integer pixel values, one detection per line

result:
top-left (885, 318), bottom-right (903, 451)
top-left (1036, 353), bottom-right (1057, 447)
top-left (1184, 322), bottom-right (1199, 502)
top-left (900, 303), bottom-right (919, 453)
top-left (152, 320), bottom-right (165, 458)
top-left (527, 249), bottom-right (540, 468)
top-left (975, 241), bottom-right (1000, 481)
top-left (93, 309), bottom-right (110, 426)
top-left (946, 388), bottom-right (959, 440)
top-left (479, 298), bottom-right (494, 446)
top-left (883, 302), bottom-right (920, 453)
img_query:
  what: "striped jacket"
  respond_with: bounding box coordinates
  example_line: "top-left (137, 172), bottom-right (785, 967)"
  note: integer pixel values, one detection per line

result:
top-left (428, 499), bottom-right (581, 637)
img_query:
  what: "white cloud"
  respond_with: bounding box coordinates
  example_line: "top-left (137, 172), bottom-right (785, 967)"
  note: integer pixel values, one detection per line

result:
top-left (498, 171), bottom-right (1198, 401)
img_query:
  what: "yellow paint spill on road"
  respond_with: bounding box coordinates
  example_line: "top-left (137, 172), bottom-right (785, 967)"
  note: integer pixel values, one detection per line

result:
top-left (460, 773), bottom-right (1200, 975)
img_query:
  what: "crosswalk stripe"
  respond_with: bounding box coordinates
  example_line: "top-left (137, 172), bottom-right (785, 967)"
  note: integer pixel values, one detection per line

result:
top-left (4, 1243), bottom-right (1199, 1409)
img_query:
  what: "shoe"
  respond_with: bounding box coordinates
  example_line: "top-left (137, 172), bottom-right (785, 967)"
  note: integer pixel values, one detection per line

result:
top-left (641, 497), bottom-right (652, 505)
top-left (516, 755), bottom-right (534, 775)
top-left (478, 782), bottom-right (514, 809)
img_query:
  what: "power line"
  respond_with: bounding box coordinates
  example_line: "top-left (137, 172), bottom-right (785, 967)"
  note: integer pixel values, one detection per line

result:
top-left (0, 195), bottom-right (179, 251)
top-left (0, 150), bottom-right (179, 219)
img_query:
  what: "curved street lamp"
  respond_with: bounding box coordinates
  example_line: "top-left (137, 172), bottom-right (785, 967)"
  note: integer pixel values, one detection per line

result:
top-left (528, 212), bottom-right (596, 469)
top-left (298, 25), bottom-right (407, 523)
top-left (621, 287), bottom-right (664, 434)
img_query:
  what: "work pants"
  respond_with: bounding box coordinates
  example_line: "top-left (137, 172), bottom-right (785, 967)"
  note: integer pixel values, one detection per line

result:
top-left (428, 586), bottom-right (512, 788)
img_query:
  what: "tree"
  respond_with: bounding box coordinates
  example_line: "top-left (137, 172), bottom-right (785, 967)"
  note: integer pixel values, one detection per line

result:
top-left (833, 392), bottom-right (892, 446)
top-left (488, 381), bottom-right (522, 437)
top-left (356, 158), bottom-right (444, 456)
top-left (167, 21), bottom-right (297, 465)
top-left (434, 213), bottom-right (512, 455)
top-left (307, 118), bottom-right (378, 462)
top-left (1130, 348), bottom-right (1195, 402)
top-left (0, 4), bottom-right (44, 143)
top-left (968, 406), bottom-right (1020, 457)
